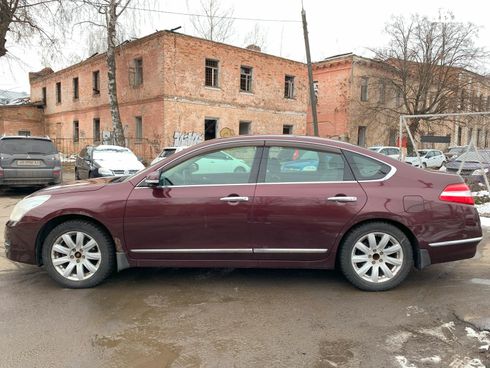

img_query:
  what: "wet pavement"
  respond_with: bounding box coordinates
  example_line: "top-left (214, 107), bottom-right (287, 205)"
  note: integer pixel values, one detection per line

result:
top-left (0, 169), bottom-right (489, 368)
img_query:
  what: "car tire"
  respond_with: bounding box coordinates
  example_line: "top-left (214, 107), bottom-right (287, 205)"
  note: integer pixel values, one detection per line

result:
top-left (42, 220), bottom-right (116, 288)
top-left (339, 222), bottom-right (413, 291)
top-left (234, 166), bottom-right (246, 173)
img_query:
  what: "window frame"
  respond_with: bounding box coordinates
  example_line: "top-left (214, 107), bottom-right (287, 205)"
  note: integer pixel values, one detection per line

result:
top-left (73, 120), bottom-right (80, 143)
top-left (93, 118), bottom-right (101, 143)
top-left (135, 116), bottom-right (143, 142)
top-left (73, 77), bottom-right (79, 100)
top-left (55, 82), bottom-right (62, 104)
top-left (205, 58), bottom-right (220, 88)
top-left (360, 77), bottom-right (368, 102)
top-left (92, 70), bottom-right (100, 95)
top-left (240, 65), bottom-right (253, 92)
top-left (284, 75), bottom-right (295, 99)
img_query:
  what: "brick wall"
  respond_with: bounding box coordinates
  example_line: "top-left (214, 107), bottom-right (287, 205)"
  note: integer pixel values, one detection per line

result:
top-left (0, 105), bottom-right (45, 136)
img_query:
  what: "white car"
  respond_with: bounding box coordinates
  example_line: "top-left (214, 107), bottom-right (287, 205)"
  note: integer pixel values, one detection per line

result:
top-left (193, 150), bottom-right (250, 174)
top-left (151, 146), bottom-right (189, 165)
top-left (368, 146), bottom-right (401, 159)
top-left (405, 149), bottom-right (446, 169)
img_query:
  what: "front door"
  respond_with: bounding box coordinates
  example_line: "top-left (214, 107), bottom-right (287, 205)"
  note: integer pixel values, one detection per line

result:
top-left (124, 145), bottom-right (261, 262)
top-left (252, 144), bottom-right (367, 261)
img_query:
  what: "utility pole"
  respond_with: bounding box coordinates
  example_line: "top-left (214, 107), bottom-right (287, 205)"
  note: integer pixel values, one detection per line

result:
top-left (301, 5), bottom-right (319, 136)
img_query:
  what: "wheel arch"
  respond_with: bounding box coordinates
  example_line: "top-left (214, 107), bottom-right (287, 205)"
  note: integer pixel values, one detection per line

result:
top-left (335, 218), bottom-right (420, 268)
top-left (35, 214), bottom-right (115, 265)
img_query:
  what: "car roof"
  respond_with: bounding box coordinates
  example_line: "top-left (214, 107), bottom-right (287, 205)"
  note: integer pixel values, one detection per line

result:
top-left (0, 135), bottom-right (52, 141)
top-left (93, 144), bottom-right (131, 151)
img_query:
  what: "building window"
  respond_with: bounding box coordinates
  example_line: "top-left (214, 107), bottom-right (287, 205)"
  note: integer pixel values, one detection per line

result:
top-left (239, 121), bottom-right (251, 135)
top-left (73, 121), bottom-right (79, 143)
top-left (357, 126), bottom-right (367, 146)
top-left (468, 128), bottom-right (473, 144)
top-left (459, 89), bottom-right (466, 110)
top-left (42, 87), bottom-right (46, 105)
top-left (282, 124), bottom-right (293, 135)
top-left (477, 128), bottom-right (482, 147)
top-left (135, 116), bottom-right (143, 142)
top-left (55, 82), bottom-right (61, 104)
top-left (93, 118), bottom-right (101, 143)
top-left (130, 58), bottom-right (143, 87)
top-left (360, 77), bottom-right (368, 102)
top-left (92, 70), bottom-right (100, 95)
top-left (457, 126), bottom-right (462, 146)
top-left (485, 130), bottom-right (489, 148)
top-left (18, 130), bottom-right (31, 136)
top-left (487, 96), bottom-right (490, 111)
top-left (240, 66), bottom-right (253, 92)
top-left (205, 59), bottom-right (219, 87)
top-left (204, 118), bottom-right (217, 140)
top-left (284, 75), bottom-right (295, 99)
top-left (378, 80), bottom-right (385, 104)
top-left (73, 77), bottom-right (79, 100)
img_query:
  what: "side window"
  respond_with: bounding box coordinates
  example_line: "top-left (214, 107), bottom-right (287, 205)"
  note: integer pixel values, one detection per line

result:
top-left (344, 151), bottom-right (392, 181)
top-left (264, 146), bottom-right (351, 183)
top-left (380, 148), bottom-right (388, 155)
top-left (162, 146), bottom-right (257, 186)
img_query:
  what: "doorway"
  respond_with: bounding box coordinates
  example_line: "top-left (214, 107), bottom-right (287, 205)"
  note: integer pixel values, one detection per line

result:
top-left (205, 119), bottom-right (217, 140)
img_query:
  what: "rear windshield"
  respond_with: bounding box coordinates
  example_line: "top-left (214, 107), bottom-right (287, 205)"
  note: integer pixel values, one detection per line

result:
top-left (0, 138), bottom-right (57, 155)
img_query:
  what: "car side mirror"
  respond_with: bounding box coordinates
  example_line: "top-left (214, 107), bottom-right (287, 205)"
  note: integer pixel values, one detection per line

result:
top-left (145, 171), bottom-right (160, 187)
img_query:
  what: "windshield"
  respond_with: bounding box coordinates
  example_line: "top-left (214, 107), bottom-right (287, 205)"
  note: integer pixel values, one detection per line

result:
top-left (455, 151), bottom-right (490, 163)
top-left (93, 148), bottom-right (138, 161)
top-left (0, 138), bottom-right (57, 154)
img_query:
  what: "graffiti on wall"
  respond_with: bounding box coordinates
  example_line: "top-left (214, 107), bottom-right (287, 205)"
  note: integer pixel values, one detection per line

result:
top-left (173, 131), bottom-right (204, 147)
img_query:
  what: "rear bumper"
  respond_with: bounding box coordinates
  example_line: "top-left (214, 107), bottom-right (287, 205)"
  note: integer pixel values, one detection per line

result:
top-left (1, 168), bottom-right (62, 186)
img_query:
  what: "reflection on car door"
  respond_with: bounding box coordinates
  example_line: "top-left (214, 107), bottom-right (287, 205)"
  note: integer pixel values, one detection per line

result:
top-left (124, 144), bottom-right (263, 263)
top-left (252, 143), bottom-right (367, 262)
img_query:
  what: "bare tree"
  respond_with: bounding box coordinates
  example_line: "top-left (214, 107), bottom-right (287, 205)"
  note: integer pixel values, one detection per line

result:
top-left (0, 0), bottom-right (69, 58)
top-left (189, 0), bottom-right (234, 42)
top-left (76, 0), bottom-right (135, 146)
top-left (243, 23), bottom-right (267, 51)
top-left (366, 11), bottom-right (488, 135)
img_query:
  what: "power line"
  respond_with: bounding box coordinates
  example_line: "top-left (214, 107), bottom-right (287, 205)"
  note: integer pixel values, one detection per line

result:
top-left (125, 6), bottom-right (301, 23)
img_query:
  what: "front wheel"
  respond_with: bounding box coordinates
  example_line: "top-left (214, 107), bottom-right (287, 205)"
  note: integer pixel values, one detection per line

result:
top-left (42, 220), bottom-right (116, 288)
top-left (339, 222), bottom-right (413, 291)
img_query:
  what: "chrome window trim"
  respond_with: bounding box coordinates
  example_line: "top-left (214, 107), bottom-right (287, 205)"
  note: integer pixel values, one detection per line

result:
top-left (257, 181), bottom-right (357, 185)
top-left (428, 237), bottom-right (483, 247)
top-left (131, 248), bottom-right (328, 254)
top-left (134, 183), bottom-right (255, 189)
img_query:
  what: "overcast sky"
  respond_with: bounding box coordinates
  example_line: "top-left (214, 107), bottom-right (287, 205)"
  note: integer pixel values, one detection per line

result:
top-left (1, 0), bottom-right (489, 93)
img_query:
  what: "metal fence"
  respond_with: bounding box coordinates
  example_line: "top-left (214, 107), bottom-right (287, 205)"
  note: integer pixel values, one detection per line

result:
top-left (54, 138), bottom-right (163, 164)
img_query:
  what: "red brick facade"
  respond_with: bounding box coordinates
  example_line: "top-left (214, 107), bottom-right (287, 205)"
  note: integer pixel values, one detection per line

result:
top-left (29, 31), bottom-right (308, 160)
top-left (0, 105), bottom-right (45, 136)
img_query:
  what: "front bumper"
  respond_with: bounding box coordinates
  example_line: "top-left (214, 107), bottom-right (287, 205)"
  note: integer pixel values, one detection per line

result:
top-left (4, 220), bottom-right (41, 265)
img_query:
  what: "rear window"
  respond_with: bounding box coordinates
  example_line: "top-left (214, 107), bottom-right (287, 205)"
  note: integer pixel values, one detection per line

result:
top-left (343, 151), bottom-right (392, 181)
top-left (0, 138), bottom-right (57, 155)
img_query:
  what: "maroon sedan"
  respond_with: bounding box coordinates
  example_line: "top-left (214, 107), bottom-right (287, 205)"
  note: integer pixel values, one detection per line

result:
top-left (4, 135), bottom-right (482, 291)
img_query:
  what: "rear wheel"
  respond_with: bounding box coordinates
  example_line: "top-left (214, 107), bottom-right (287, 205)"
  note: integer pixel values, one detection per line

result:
top-left (42, 220), bottom-right (115, 288)
top-left (339, 222), bottom-right (413, 291)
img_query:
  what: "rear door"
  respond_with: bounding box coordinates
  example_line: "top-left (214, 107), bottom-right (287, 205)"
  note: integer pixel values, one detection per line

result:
top-left (252, 142), bottom-right (367, 261)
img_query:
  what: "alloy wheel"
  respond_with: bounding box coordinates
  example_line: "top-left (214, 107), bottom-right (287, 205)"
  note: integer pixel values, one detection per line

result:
top-left (350, 232), bottom-right (404, 284)
top-left (50, 231), bottom-right (102, 281)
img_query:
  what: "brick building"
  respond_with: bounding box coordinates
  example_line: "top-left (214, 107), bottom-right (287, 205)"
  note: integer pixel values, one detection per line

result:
top-left (29, 31), bottom-right (308, 160)
top-left (0, 104), bottom-right (44, 136)
top-left (309, 53), bottom-right (490, 149)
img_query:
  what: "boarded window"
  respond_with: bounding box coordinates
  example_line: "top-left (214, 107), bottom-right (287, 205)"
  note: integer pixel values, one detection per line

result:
top-left (205, 59), bottom-right (219, 87)
top-left (240, 66), bottom-right (253, 92)
top-left (284, 75), bottom-right (295, 99)
top-left (92, 71), bottom-right (100, 95)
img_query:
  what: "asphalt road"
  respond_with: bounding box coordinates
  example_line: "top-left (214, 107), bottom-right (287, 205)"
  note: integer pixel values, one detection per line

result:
top-left (0, 170), bottom-right (489, 368)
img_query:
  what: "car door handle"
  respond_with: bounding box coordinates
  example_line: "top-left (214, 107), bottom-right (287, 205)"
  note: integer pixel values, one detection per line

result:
top-left (327, 196), bottom-right (357, 202)
top-left (220, 196), bottom-right (249, 202)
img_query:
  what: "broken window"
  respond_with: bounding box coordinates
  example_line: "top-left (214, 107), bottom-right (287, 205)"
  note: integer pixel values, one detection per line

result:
top-left (56, 82), bottom-right (61, 104)
top-left (240, 66), bottom-right (253, 92)
top-left (360, 77), bottom-right (368, 102)
top-left (284, 75), bottom-right (295, 99)
top-left (205, 59), bottom-right (219, 87)
top-left (93, 70), bottom-right (100, 95)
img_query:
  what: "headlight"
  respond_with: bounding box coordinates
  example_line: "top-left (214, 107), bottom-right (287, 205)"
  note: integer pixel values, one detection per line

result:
top-left (10, 195), bottom-right (51, 223)
top-left (98, 167), bottom-right (113, 176)
top-left (471, 168), bottom-right (488, 175)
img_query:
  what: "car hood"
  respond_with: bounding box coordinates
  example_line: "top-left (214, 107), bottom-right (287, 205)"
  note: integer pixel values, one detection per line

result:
top-left (94, 158), bottom-right (145, 171)
top-left (405, 156), bottom-right (423, 163)
top-left (35, 177), bottom-right (114, 196)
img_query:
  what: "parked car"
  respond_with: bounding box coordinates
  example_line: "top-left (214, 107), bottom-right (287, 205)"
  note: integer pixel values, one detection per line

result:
top-left (445, 150), bottom-right (490, 183)
top-left (405, 149), bottom-right (446, 168)
top-left (444, 146), bottom-right (468, 162)
top-left (150, 146), bottom-right (189, 165)
top-left (368, 146), bottom-right (401, 159)
top-left (75, 145), bottom-right (145, 179)
top-left (5, 135), bottom-right (482, 291)
top-left (0, 135), bottom-right (62, 187)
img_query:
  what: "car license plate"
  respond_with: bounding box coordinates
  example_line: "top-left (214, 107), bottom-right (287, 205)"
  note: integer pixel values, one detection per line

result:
top-left (17, 160), bottom-right (41, 166)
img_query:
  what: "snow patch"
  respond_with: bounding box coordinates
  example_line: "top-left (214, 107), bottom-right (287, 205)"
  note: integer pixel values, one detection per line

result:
top-left (386, 331), bottom-right (413, 350)
top-left (448, 357), bottom-right (485, 368)
top-left (465, 327), bottom-right (490, 351)
top-left (420, 356), bottom-right (441, 364)
top-left (406, 305), bottom-right (425, 317)
top-left (478, 215), bottom-right (490, 227)
top-left (418, 321), bottom-right (455, 342)
top-left (469, 278), bottom-right (490, 286)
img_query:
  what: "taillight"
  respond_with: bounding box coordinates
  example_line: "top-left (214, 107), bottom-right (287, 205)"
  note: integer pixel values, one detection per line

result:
top-left (439, 183), bottom-right (474, 205)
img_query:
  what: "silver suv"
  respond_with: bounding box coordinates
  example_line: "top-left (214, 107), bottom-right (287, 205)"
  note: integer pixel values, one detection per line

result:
top-left (0, 136), bottom-right (62, 187)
